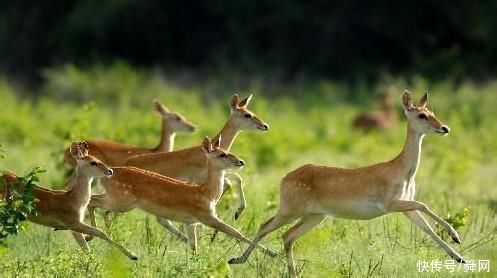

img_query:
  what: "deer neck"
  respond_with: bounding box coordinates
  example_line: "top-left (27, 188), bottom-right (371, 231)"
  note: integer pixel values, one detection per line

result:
top-left (394, 123), bottom-right (424, 180)
top-left (67, 168), bottom-right (94, 202)
top-left (154, 121), bottom-right (175, 152)
top-left (213, 118), bottom-right (240, 151)
top-left (203, 162), bottom-right (226, 202)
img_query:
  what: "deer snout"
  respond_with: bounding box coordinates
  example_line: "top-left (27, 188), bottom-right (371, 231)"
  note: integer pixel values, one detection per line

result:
top-left (441, 125), bottom-right (450, 134)
top-left (236, 160), bottom-right (245, 167)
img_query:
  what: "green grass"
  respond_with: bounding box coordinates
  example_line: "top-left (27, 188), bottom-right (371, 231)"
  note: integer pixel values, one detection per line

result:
top-left (0, 66), bottom-right (496, 277)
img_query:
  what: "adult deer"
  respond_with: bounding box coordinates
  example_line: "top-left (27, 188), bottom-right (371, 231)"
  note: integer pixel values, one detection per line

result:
top-left (118, 94), bottom-right (269, 240)
top-left (63, 99), bottom-right (196, 168)
top-left (229, 91), bottom-right (464, 276)
top-left (88, 136), bottom-right (276, 257)
top-left (1, 142), bottom-right (137, 260)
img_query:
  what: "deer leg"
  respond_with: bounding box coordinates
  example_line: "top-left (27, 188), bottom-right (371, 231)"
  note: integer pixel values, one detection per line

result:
top-left (389, 200), bottom-right (461, 243)
top-left (282, 214), bottom-right (326, 278)
top-left (402, 210), bottom-right (465, 263)
top-left (225, 172), bottom-right (246, 220)
top-left (72, 231), bottom-right (90, 250)
top-left (156, 217), bottom-right (187, 243)
top-left (103, 211), bottom-right (113, 230)
top-left (71, 222), bottom-right (138, 260)
top-left (200, 214), bottom-right (277, 257)
top-left (229, 213), bottom-right (293, 264)
top-left (85, 205), bottom-right (98, 241)
top-left (186, 223), bottom-right (198, 254)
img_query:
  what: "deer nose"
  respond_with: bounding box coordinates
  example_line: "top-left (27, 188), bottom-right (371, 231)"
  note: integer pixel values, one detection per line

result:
top-left (106, 169), bottom-right (113, 177)
top-left (263, 124), bottom-right (269, 130)
top-left (238, 160), bottom-right (245, 166)
top-left (441, 126), bottom-right (450, 134)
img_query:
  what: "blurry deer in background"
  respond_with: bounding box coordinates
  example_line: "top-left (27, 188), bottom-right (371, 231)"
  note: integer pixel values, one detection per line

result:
top-left (229, 91), bottom-right (464, 277)
top-left (88, 136), bottom-right (276, 257)
top-left (1, 142), bottom-right (137, 260)
top-left (353, 87), bottom-right (398, 131)
top-left (63, 99), bottom-right (196, 168)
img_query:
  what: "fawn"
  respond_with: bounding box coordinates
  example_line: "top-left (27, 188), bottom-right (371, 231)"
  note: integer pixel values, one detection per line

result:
top-left (1, 142), bottom-right (137, 260)
top-left (63, 99), bottom-right (196, 168)
top-left (229, 91), bottom-right (464, 276)
top-left (87, 136), bottom-right (276, 257)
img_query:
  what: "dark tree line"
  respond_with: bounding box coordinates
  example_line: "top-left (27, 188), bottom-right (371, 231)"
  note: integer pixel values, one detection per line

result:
top-left (1, 0), bottom-right (497, 80)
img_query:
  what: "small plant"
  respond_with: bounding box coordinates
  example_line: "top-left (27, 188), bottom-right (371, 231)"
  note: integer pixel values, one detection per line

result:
top-left (436, 207), bottom-right (470, 241)
top-left (0, 145), bottom-right (44, 243)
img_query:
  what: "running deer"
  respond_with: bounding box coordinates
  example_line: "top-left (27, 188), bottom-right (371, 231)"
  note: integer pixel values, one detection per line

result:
top-left (88, 136), bottom-right (276, 257)
top-left (63, 99), bottom-right (196, 168)
top-left (1, 142), bottom-right (137, 260)
top-left (115, 94), bottom-right (269, 239)
top-left (229, 91), bottom-right (464, 276)
top-left (353, 89), bottom-right (397, 131)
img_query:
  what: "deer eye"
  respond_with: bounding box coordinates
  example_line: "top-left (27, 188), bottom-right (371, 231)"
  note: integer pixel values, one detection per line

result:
top-left (418, 113), bottom-right (428, 120)
top-left (90, 161), bottom-right (98, 166)
top-left (175, 116), bottom-right (181, 121)
top-left (218, 153), bottom-right (227, 158)
top-left (244, 113), bottom-right (252, 118)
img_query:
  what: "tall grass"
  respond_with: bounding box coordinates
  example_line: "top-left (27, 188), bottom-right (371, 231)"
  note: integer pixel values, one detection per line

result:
top-left (0, 65), bottom-right (495, 277)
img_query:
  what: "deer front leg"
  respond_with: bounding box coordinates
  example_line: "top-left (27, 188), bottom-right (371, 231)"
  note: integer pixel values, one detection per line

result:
top-left (389, 200), bottom-right (461, 243)
top-left (186, 223), bottom-right (198, 254)
top-left (72, 231), bottom-right (90, 250)
top-left (225, 172), bottom-right (246, 220)
top-left (403, 211), bottom-right (465, 263)
top-left (71, 222), bottom-right (138, 260)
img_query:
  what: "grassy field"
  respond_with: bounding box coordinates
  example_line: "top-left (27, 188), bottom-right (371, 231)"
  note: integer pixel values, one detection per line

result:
top-left (0, 65), bottom-right (496, 277)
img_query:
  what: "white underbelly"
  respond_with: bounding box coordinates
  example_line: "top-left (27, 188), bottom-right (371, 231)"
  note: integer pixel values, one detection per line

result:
top-left (320, 199), bottom-right (387, 220)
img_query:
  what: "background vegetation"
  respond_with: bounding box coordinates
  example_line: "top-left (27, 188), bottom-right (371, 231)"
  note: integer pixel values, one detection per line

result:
top-left (0, 65), bottom-right (495, 276)
top-left (2, 1), bottom-right (497, 81)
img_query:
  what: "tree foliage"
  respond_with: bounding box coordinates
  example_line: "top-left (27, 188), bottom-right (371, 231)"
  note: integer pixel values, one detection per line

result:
top-left (1, 1), bottom-right (497, 81)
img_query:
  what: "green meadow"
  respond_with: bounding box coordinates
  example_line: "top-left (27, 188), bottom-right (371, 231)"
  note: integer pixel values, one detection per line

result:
top-left (0, 64), bottom-right (496, 277)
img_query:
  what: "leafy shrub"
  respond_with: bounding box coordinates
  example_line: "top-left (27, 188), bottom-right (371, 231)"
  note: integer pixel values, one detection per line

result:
top-left (0, 146), bottom-right (44, 243)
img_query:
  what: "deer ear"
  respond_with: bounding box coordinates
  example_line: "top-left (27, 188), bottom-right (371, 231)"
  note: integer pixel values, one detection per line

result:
top-left (238, 94), bottom-right (253, 108)
top-left (418, 92), bottom-right (428, 108)
top-left (153, 99), bottom-right (169, 114)
top-left (70, 142), bottom-right (86, 160)
top-left (230, 94), bottom-right (240, 111)
top-left (201, 136), bottom-right (213, 153)
top-left (402, 90), bottom-right (414, 111)
top-left (213, 135), bottom-right (222, 149)
top-left (80, 141), bottom-right (89, 157)
top-left (69, 142), bottom-right (80, 159)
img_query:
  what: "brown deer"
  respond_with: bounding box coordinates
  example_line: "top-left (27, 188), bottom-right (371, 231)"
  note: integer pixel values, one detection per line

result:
top-left (353, 88), bottom-right (397, 131)
top-left (1, 142), bottom-right (137, 260)
top-left (105, 94), bottom-right (269, 241)
top-left (229, 91), bottom-right (464, 277)
top-left (88, 136), bottom-right (276, 257)
top-left (63, 99), bottom-right (196, 168)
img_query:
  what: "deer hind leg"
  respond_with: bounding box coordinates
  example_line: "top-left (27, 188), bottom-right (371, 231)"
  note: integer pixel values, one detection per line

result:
top-left (229, 212), bottom-right (296, 264)
top-left (156, 217), bottom-right (188, 243)
top-left (389, 200), bottom-right (461, 244)
top-left (282, 213), bottom-right (326, 278)
top-left (71, 222), bottom-right (138, 260)
top-left (200, 214), bottom-right (277, 257)
top-left (403, 211), bottom-right (465, 263)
